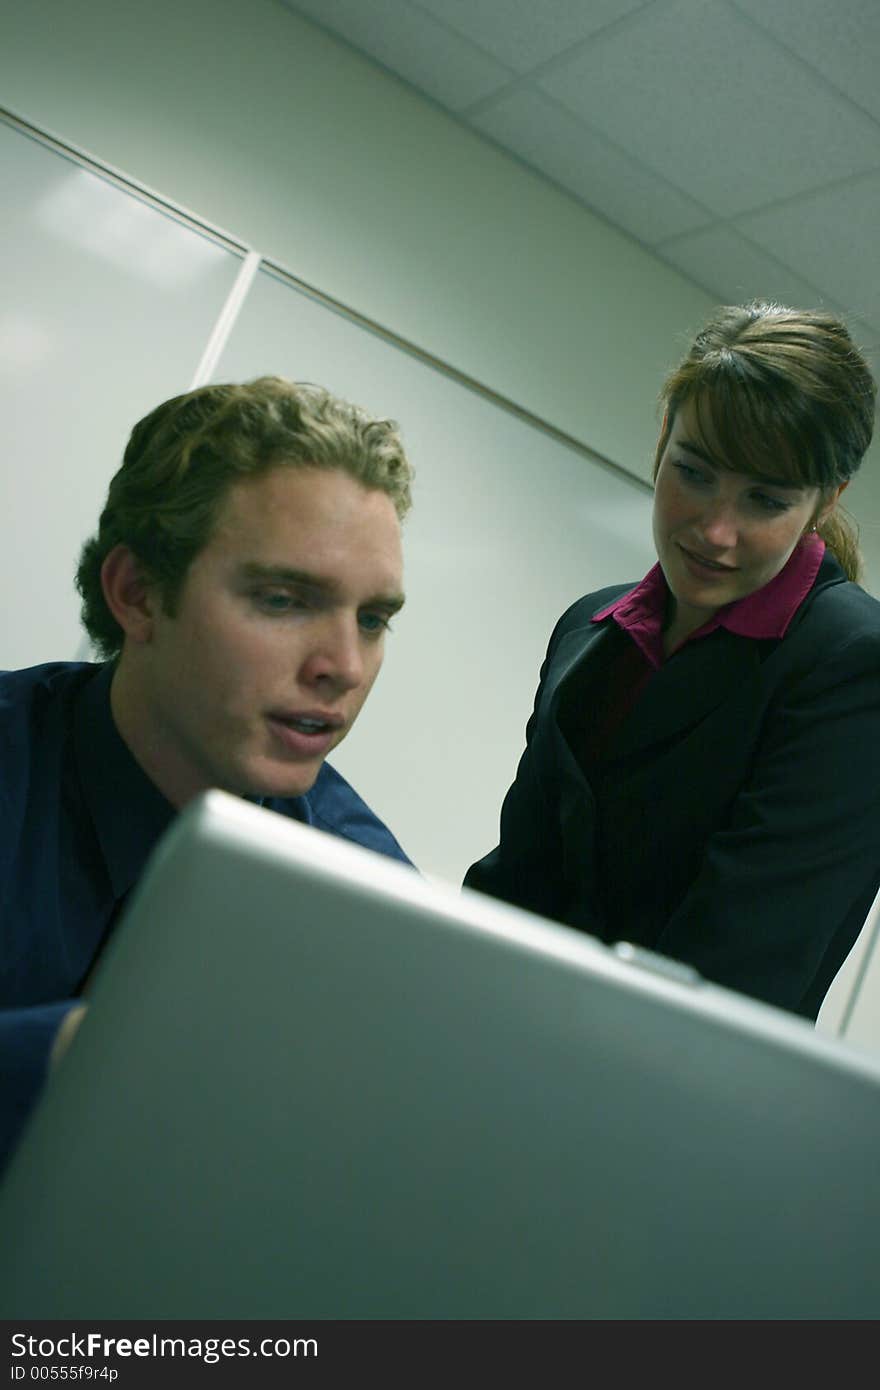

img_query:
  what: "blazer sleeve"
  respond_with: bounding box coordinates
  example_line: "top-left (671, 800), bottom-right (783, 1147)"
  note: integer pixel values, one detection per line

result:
top-left (655, 624), bottom-right (880, 1016)
top-left (464, 615), bottom-right (579, 926)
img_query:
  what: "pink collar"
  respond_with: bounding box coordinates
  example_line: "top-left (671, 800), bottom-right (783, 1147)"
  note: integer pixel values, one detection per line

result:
top-left (593, 535), bottom-right (825, 669)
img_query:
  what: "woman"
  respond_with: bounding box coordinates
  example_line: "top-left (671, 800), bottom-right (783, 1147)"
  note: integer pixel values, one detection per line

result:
top-left (465, 301), bottom-right (880, 1019)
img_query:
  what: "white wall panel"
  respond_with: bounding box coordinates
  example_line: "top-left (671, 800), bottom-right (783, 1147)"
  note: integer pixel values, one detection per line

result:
top-left (214, 267), bottom-right (656, 885)
top-left (0, 122), bottom-right (244, 668)
top-left (0, 0), bottom-right (714, 492)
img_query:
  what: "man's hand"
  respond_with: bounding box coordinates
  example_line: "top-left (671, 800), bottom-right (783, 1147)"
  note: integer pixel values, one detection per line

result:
top-left (49, 1003), bottom-right (87, 1070)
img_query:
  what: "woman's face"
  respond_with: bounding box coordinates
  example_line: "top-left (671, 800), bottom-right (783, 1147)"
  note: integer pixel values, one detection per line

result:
top-left (652, 399), bottom-right (839, 637)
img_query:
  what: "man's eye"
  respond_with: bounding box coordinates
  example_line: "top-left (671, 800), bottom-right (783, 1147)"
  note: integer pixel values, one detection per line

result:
top-left (359, 612), bottom-right (391, 636)
top-left (254, 591), bottom-right (301, 613)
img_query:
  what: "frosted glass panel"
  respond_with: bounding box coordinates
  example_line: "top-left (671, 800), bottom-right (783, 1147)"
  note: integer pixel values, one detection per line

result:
top-left (1, 122), bottom-right (242, 667)
top-left (215, 268), bottom-right (655, 885)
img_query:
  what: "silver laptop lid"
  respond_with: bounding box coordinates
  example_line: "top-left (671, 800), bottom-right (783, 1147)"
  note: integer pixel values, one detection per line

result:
top-left (2, 789), bottom-right (879, 1318)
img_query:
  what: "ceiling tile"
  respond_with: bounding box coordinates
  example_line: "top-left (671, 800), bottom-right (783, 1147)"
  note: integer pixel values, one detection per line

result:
top-left (537, 0), bottom-right (880, 217)
top-left (655, 223), bottom-right (837, 310)
top-left (283, 0), bottom-right (513, 110)
top-left (737, 173), bottom-right (880, 325)
top-left (413, 0), bottom-right (651, 73)
top-left (280, 0), bottom-right (880, 360)
top-left (471, 88), bottom-right (712, 242)
top-left (731, 0), bottom-right (880, 121)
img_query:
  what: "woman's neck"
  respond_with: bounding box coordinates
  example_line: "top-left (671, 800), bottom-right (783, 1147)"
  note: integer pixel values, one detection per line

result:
top-left (662, 599), bottom-right (715, 657)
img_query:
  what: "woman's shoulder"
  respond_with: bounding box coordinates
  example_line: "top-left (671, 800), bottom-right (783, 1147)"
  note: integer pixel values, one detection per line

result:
top-left (781, 560), bottom-right (880, 688)
top-left (553, 582), bottom-right (635, 634)
top-left (540, 583), bottom-right (637, 662)
top-left (797, 555), bottom-right (880, 640)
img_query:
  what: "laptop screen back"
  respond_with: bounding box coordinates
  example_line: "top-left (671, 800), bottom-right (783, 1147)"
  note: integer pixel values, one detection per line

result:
top-left (1, 789), bottom-right (879, 1318)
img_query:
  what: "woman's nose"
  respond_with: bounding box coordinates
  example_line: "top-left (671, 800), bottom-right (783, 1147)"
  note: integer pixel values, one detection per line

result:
top-left (696, 500), bottom-right (739, 549)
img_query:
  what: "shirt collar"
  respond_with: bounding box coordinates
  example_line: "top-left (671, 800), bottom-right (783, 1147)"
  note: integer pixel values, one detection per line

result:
top-left (73, 662), bottom-right (177, 900)
top-left (720, 534), bottom-right (825, 638)
top-left (593, 535), bottom-right (826, 661)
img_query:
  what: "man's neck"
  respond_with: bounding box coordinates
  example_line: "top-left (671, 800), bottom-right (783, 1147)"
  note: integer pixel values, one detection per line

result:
top-left (109, 657), bottom-right (199, 810)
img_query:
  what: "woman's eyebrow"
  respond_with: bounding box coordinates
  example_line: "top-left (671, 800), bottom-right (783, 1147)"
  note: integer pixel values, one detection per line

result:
top-left (677, 440), bottom-right (803, 491)
top-left (677, 438), bottom-right (716, 466)
top-left (750, 478), bottom-right (804, 492)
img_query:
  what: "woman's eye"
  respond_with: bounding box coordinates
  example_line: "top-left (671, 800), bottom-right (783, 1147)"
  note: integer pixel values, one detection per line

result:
top-left (751, 492), bottom-right (791, 514)
top-left (673, 461), bottom-right (708, 485)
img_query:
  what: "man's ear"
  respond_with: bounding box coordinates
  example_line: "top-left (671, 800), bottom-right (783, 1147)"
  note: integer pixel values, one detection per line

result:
top-left (100, 544), bottom-right (157, 644)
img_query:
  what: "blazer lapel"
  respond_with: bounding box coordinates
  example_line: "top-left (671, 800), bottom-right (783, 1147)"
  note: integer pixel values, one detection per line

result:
top-left (553, 620), bottom-right (762, 764)
top-left (549, 620), bottom-right (618, 710)
top-left (607, 627), bottom-right (762, 760)
top-left (542, 622), bottom-right (612, 926)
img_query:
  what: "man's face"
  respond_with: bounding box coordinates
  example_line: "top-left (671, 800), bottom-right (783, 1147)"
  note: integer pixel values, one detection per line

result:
top-left (125, 464), bottom-right (404, 805)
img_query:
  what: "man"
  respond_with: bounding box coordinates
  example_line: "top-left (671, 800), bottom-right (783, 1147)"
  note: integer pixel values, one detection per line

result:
top-left (1, 375), bottom-right (415, 1166)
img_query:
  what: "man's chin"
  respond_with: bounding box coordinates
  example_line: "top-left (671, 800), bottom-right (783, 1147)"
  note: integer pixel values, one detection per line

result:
top-left (232, 760), bottom-right (324, 803)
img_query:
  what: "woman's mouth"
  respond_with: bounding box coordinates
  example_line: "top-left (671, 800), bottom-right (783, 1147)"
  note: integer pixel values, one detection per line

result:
top-left (678, 544), bottom-right (737, 579)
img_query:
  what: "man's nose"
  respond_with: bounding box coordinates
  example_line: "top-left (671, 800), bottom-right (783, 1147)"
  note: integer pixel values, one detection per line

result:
top-left (302, 616), bottom-right (366, 691)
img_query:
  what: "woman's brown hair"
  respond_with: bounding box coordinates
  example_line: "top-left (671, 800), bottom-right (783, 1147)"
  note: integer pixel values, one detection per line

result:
top-left (654, 302), bottom-right (876, 582)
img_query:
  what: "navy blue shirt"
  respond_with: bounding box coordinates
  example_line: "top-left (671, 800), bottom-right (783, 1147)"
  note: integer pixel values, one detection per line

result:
top-left (0, 661), bottom-right (412, 1166)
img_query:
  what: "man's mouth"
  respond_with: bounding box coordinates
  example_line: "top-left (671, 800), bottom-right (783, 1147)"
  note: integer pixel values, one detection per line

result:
top-left (282, 716), bottom-right (336, 733)
top-left (269, 709), bottom-right (344, 733)
top-left (266, 711), bottom-right (344, 755)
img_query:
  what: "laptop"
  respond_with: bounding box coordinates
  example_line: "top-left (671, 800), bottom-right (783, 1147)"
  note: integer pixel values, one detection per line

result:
top-left (2, 788), bottom-right (879, 1319)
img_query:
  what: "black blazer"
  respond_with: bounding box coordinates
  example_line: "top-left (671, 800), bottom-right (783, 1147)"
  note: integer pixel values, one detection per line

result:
top-left (465, 553), bottom-right (880, 1018)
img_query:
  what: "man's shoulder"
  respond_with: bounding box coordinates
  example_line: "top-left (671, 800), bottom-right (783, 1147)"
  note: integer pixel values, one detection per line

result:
top-left (0, 663), bottom-right (101, 760)
top-left (275, 764), bottom-right (413, 866)
top-left (0, 665), bottom-right (101, 873)
top-left (0, 661), bottom-right (98, 718)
